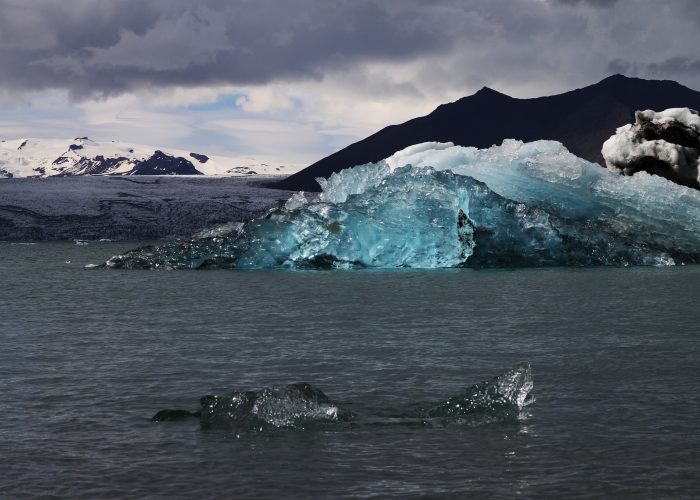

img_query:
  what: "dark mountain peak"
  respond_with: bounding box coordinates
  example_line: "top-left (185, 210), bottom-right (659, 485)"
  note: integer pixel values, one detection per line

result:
top-left (434, 86), bottom-right (512, 115)
top-left (474, 86), bottom-right (508, 98)
top-left (599, 73), bottom-right (632, 83)
top-left (591, 73), bottom-right (690, 95)
top-left (272, 75), bottom-right (700, 192)
top-left (597, 73), bottom-right (682, 86)
top-left (132, 150), bottom-right (202, 175)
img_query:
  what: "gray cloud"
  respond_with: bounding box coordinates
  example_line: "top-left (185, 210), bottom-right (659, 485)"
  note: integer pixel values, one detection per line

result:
top-left (648, 58), bottom-right (700, 77)
top-left (0, 0), bottom-right (452, 98)
top-left (550, 0), bottom-right (618, 6)
top-left (0, 0), bottom-right (699, 100)
top-left (609, 57), bottom-right (700, 80)
top-left (607, 58), bottom-right (634, 75)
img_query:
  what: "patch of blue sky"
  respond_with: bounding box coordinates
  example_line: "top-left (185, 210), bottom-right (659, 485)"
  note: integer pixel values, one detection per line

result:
top-left (180, 92), bottom-right (304, 116)
top-left (180, 93), bottom-right (247, 112)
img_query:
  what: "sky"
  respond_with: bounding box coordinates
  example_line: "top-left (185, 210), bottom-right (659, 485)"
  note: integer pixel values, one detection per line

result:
top-left (1, 0), bottom-right (700, 166)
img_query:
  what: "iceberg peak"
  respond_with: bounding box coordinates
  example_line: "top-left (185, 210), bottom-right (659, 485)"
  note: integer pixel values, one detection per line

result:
top-left (602, 107), bottom-right (700, 189)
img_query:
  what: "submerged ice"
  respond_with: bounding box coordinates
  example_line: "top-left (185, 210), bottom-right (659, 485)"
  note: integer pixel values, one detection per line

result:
top-left (106, 140), bottom-right (700, 269)
top-left (152, 363), bottom-right (534, 431)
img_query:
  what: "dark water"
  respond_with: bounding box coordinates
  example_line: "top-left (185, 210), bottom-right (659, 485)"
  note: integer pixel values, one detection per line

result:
top-left (1, 242), bottom-right (699, 498)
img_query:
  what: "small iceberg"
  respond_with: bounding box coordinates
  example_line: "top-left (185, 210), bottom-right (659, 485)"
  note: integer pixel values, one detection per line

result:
top-left (152, 363), bottom-right (534, 432)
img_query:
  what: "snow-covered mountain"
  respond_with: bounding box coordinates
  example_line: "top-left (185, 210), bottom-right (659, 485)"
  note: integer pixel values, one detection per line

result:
top-left (0, 137), bottom-right (300, 178)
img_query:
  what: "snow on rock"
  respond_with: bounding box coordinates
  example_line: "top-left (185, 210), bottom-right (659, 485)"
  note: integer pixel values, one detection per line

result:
top-left (602, 108), bottom-right (700, 189)
top-left (105, 140), bottom-right (700, 270)
top-left (0, 137), bottom-right (300, 178)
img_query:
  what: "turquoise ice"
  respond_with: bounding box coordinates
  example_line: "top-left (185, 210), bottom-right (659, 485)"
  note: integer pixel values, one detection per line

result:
top-left (105, 140), bottom-right (700, 269)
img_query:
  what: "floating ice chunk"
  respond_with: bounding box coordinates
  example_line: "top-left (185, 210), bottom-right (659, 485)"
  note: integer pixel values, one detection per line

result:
top-left (152, 364), bottom-right (535, 432)
top-left (105, 140), bottom-right (700, 270)
top-left (602, 108), bottom-right (700, 189)
top-left (424, 362), bottom-right (534, 425)
top-left (199, 383), bottom-right (352, 430)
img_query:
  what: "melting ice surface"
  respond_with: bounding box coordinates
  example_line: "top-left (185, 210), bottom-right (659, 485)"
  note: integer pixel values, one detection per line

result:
top-left (106, 140), bottom-right (700, 269)
top-left (152, 363), bottom-right (534, 431)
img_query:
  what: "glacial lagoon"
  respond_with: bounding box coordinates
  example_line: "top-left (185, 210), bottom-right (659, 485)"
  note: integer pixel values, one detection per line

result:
top-left (1, 241), bottom-right (698, 497)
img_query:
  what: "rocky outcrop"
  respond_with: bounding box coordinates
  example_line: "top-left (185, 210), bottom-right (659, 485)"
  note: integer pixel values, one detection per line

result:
top-left (130, 150), bottom-right (202, 175)
top-left (189, 152), bottom-right (209, 163)
top-left (602, 108), bottom-right (700, 189)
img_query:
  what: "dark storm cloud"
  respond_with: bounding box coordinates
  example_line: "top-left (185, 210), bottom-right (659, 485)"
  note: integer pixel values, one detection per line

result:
top-left (0, 0), bottom-right (698, 99)
top-left (0, 0), bottom-right (452, 98)
top-left (609, 57), bottom-right (700, 79)
top-left (648, 58), bottom-right (700, 77)
top-left (550, 0), bottom-right (618, 6)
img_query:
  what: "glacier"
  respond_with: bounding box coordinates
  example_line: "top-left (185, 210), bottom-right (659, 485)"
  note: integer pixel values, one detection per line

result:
top-left (105, 140), bottom-right (700, 270)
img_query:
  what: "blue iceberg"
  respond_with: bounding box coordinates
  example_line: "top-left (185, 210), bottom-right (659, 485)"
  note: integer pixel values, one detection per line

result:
top-left (105, 140), bottom-right (700, 269)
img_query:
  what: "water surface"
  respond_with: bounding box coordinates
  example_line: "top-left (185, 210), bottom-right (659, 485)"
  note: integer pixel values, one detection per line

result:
top-left (1, 242), bottom-right (698, 497)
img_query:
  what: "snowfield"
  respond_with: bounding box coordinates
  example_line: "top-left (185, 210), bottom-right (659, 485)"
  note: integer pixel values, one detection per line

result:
top-left (0, 137), bottom-right (302, 178)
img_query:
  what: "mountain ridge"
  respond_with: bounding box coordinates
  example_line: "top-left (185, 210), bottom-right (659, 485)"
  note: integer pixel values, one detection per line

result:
top-left (0, 137), bottom-right (301, 178)
top-left (272, 75), bottom-right (700, 192)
